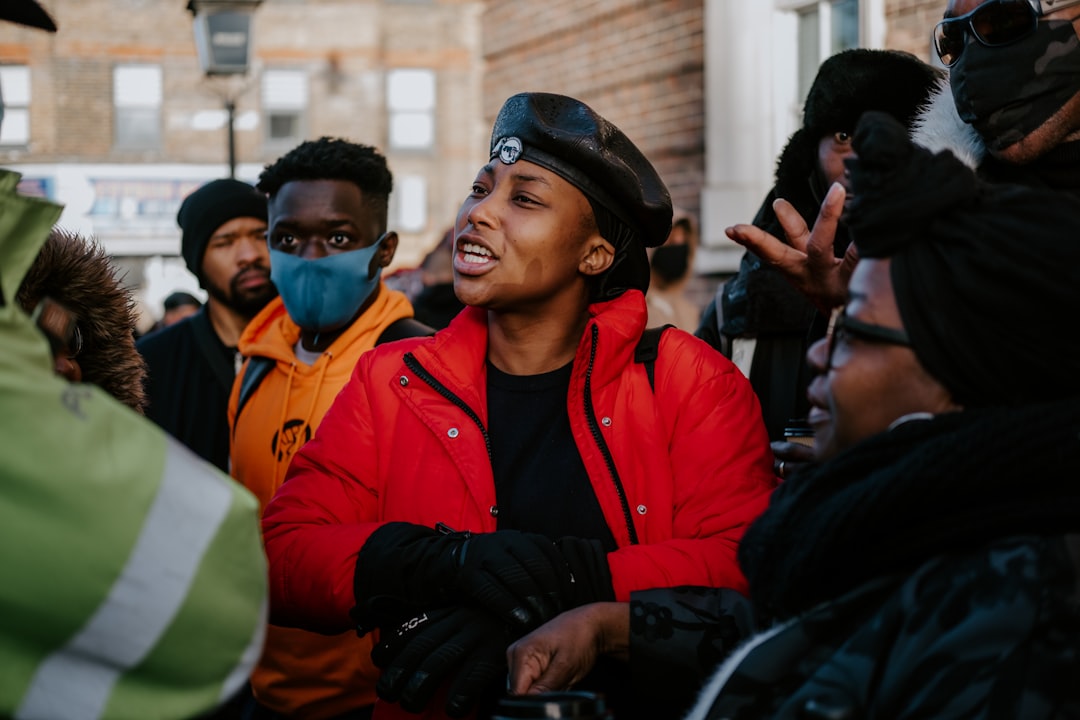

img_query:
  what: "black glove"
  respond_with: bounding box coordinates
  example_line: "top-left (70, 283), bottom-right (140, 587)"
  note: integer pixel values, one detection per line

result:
top-left (353, 522), bottom-right (466, 634)
top-left (355, 522), bottom-right (615, 632)
top-left (453, 530), bottom-right (573, 628)
top-left (372, 604), bottom-right (510, 718)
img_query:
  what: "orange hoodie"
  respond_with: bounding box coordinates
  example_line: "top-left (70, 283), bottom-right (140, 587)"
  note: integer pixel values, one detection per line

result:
top-left (229, 284), bottom-right (415, 719)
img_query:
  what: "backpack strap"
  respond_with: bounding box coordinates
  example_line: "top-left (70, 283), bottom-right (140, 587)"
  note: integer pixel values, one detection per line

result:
top-left (634, 324), bottom-right (673, 392)
top-left (234, 355), bottom-right (275, 430)
top-left (376, 316), bottom-right (435, 344)
top-left (234, 316), bottom-right (435, 427)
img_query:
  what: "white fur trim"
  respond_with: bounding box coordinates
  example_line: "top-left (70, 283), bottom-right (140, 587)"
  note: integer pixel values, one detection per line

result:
top-left (909, 76), bottom-right (986, 170)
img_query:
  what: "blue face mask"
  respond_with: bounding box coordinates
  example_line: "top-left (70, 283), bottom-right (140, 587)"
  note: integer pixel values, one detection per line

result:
top-left (269, 233), bottom-right (386, 333)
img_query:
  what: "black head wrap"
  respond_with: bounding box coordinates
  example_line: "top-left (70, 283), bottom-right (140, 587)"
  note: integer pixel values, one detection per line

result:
top-left (844, 111), bottom-right (1080, 407)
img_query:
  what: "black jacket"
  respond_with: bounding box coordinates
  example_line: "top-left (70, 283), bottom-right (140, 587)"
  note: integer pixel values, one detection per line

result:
top-left (697, 128), bottom-right (845, 441)
top-left (632, 399), bottom-right (1080, 718)
top-left (137, 307), bottom-right (237, 471)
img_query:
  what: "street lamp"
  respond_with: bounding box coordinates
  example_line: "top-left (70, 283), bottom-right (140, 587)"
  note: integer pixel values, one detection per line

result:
top-left (188, 0), bottom-right (262, 178)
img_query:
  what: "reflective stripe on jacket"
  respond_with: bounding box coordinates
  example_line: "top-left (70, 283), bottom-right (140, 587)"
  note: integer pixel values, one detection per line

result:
top-left (1, 171), bottom-right (267, 720)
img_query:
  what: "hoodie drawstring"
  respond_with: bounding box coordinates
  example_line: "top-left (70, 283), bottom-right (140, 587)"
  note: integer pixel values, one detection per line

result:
top-left (270, 353), bottom-right (333, 492)
top-left (271, 362), bottom-right (297, 492)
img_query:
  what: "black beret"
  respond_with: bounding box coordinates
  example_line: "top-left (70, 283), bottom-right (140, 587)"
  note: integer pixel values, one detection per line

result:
top-left (489, 92), bottom-right (673, 249)
top-left (177, 179), bottom-right (267, 281)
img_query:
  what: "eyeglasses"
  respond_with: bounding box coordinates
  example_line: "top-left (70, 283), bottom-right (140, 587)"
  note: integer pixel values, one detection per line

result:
top-left (825, 305), bottom-right (911, 369)
top-left (32, 296), bottom-right (83, 360)
top-left (933, 0), bottom-right (1080, 67)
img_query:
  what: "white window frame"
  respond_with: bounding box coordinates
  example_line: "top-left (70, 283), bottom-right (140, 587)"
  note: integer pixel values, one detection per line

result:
top-left (387, 69), bottom-right (435, 151)
top-left (113, 64), bottom-right (163, 150)
top-left (773, 0), bottom-right (883, 127)
top-left (262, 69), bottom-right (308, 148)
top-left (0, 65), bottom-right (31, 146)
top-left (392, 174), bottom-right (428, 232)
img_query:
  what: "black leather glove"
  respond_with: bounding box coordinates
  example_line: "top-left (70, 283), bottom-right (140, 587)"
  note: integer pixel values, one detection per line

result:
top-left (354, 522), bottom-right (616, 634)
top-left (453, 530), bottom-right (573, 628)
top-left (353, 522), bottom-right (465, 635)
top-left (372, 604), bottom-right (509, 718)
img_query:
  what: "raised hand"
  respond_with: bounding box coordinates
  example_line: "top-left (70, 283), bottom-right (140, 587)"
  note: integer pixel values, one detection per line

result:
top-left (725, 182), bottom-right (856, 315)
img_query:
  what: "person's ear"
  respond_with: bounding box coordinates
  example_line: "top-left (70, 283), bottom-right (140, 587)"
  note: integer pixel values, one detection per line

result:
top-left (370, 231), bottom-right (399, 276)
top-left (54, 355), bottom-right (82, 383)
top-left (580, 235), bottom-right (615, 277)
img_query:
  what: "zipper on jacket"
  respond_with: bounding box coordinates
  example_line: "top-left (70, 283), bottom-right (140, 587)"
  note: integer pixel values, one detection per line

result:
top-left (583, 324), bottom-right (639, 545)
top-left (403, 352), bottom-right (493, 461)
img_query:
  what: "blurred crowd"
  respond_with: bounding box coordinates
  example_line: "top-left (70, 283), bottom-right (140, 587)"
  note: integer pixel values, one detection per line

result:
top-left (3, 1), bottom-right (1080, 719)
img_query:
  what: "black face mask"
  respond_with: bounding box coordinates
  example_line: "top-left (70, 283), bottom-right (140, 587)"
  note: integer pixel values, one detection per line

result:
top-left (950, 19), bottom-right (1080, 153)
top-left (650, 243), bottom-right (690, 283)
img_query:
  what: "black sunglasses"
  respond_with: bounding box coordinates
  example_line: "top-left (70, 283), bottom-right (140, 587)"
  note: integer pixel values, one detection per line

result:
top-left (825, 305), bottom-right (911, 369)
top-left (933, 0), bottom-right (1080, 67)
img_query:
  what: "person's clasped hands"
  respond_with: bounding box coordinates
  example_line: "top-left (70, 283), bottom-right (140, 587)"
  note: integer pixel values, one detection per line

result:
top-left (351, 522), bottom-right (614, 717)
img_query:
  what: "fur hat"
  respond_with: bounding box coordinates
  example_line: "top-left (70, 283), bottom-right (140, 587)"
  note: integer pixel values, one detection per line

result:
top-left (773, 49), bottom-right (944, 216)
top-left (177, 178), bottom-right (267, 282)
top-left (802, 49), bottom-right (943, 139)
top-left (16, 228), bottom-right (148, 412)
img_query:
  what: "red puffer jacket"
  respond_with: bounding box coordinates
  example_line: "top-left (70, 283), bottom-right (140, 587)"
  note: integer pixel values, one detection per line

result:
top-left (262, 291), bottom-right (776, 713)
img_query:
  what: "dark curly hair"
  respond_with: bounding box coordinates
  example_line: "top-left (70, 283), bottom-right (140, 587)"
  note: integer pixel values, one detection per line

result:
top-left (257, 136), bottom-right (393, 226)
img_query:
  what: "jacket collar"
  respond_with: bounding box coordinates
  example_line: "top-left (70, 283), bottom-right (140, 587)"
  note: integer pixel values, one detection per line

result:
top-left (408, 290), bottom-right (648, 399)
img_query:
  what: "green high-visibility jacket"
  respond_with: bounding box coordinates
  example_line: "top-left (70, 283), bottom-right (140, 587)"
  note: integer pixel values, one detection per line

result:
top-left (0, 170), bottom-right (268, 720)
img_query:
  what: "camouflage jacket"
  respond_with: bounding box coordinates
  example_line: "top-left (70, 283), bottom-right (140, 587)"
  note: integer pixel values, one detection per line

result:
top-left (670, 533), bottom-right (1080, 719)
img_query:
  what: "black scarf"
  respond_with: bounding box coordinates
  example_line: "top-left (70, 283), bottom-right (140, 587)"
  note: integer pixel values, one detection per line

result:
top-left (739, 397), bottom-right (1080, 621)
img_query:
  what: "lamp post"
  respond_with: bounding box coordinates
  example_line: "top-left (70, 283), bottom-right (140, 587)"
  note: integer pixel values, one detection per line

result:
top-left (188, 0), bottom-right (262, 178)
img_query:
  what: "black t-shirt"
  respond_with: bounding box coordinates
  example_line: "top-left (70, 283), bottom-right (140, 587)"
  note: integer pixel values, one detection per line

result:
top-left (486, 360), bottom-right (656, 719)
top-left (486, 360), bottom-right (616, 552)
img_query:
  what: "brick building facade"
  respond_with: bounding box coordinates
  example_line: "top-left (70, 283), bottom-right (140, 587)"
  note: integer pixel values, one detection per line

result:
top-left (2, 0), bottom-right (952, 319)
top-left (0, 0), bottom-right (485, 317)
top-left (483, 1), bottom-right (707, 227)
top-left (482, 0), bottom-right (948, 282)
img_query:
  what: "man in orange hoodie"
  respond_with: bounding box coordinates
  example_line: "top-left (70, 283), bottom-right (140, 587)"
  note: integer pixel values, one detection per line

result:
top-left (228, 137), bottom-right (430, 719)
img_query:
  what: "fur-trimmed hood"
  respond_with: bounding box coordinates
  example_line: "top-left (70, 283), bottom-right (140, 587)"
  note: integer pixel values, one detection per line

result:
top-left (16, 228), bottom-right (148, 412)
top-left (910, 76), bottom-right (986, 170)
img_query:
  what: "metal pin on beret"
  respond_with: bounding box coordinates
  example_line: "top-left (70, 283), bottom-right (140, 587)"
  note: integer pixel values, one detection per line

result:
top-left (489, 92), bottom-right (673, 248)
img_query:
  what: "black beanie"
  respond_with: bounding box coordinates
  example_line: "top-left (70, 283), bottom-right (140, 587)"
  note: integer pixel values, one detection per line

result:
top-left (177, 179), bottom-right (267, 282)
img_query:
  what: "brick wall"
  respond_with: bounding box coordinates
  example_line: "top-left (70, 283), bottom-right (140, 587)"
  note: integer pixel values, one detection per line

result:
top-left (482, 0), bottom-right (706, 221)
top-left (886, 0), bottom-right (947, 63)
top-left (0, 0), bottom-right (486, 269)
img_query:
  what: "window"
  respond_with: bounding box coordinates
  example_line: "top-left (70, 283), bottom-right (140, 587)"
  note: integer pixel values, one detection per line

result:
top-left (114, 65), bottom-right (162, 150)
top-left (790, 0), bottom-right (861, 101)
top-left (394, 175), bottom-right (428, 232)
top-left (262, 69), bottom-right (307, 146)
top-left (387, 69), bottom-right (435, 151)
top-left (0, 66), bottom-right (31, 146)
